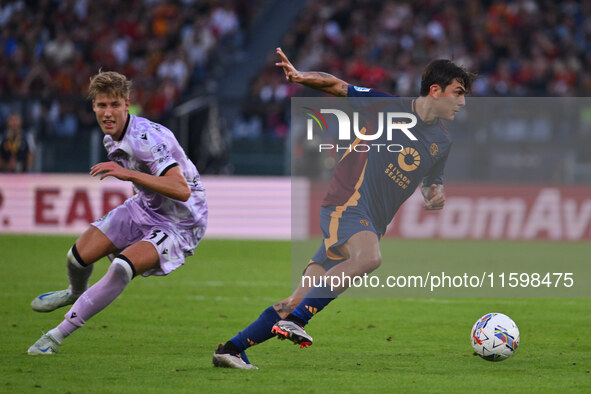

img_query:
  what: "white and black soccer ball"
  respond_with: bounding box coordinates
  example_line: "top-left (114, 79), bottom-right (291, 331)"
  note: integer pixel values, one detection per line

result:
top-left (471, 313), bottom-right (519, 361)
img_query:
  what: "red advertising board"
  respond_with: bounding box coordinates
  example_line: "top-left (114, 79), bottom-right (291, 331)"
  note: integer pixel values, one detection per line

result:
top-left (0, 174), bottom-right (293, 239)
top-left (309, 183), bottom-right (591, 241)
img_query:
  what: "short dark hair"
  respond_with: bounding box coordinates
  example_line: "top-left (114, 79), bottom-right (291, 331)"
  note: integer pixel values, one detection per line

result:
top-left (419, 59), bottom-right (477, 96)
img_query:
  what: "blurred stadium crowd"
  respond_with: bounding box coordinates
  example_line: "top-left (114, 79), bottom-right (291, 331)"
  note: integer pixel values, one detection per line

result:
top-left (1, 0), bottom-right (590, 175)
top-left (0, 0), bottom-right (257, 170)
top-left (244, 0), bottom-right (591, 140)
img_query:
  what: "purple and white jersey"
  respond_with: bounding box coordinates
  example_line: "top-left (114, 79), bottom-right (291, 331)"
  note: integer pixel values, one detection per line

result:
top-left (103, 114), bottom-right (206, 228)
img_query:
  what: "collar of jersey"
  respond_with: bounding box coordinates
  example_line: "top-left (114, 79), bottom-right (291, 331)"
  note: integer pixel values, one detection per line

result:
top-left (116, 114), bottom-right (131, 142)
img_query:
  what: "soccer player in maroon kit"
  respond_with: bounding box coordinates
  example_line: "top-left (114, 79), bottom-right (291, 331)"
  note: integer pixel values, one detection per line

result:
top-left (213, 48), bottom-right (475, 369)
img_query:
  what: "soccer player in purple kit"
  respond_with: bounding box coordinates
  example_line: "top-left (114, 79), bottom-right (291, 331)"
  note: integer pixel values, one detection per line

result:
top-left (28, 71), bottom-right (208, 355)
top-left (212, 48), bottom-right (475, 369)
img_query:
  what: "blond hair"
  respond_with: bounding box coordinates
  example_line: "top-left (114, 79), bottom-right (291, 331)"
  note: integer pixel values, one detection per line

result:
top-left (88, 70), bottom-right (132, 101)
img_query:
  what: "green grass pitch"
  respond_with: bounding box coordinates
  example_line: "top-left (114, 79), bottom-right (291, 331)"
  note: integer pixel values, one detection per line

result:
top-left (0, 235), bottom-right (589, 393)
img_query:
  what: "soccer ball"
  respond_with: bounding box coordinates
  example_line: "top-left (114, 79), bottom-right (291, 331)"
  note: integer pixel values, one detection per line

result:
top-left (471, 313), bottom-right (519, 361)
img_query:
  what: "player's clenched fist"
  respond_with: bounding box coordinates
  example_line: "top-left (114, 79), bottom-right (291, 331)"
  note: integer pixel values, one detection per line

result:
top-left (422, 184), bottom-right (445, 210)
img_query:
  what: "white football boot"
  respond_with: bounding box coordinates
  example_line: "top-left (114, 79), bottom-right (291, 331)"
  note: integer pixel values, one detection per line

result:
top-left (31, 289), bottom-right (78, 312)
top-left (28, 332), bottom-right (60, 355)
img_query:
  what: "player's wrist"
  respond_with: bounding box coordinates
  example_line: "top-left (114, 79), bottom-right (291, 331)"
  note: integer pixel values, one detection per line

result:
top-left (421, 185), bottom-right (430, 199)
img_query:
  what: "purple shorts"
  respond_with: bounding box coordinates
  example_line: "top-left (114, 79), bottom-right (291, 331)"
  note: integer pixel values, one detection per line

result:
top-left (92, 194), bottom-right (207, 277)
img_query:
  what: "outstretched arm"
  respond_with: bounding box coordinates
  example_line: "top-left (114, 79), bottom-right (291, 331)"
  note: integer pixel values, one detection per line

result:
top-left (275, 47), bottom-right (349, 97)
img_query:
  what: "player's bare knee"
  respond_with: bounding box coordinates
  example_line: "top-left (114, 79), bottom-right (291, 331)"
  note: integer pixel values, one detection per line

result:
top-left (366, 254), bottom-right (382, 272)
top-left (349, 253), bottom-right (381, 274)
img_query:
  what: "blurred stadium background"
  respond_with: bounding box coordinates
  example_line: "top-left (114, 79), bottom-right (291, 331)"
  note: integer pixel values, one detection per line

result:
top-left (1, 0), bottom-right (591, 241)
